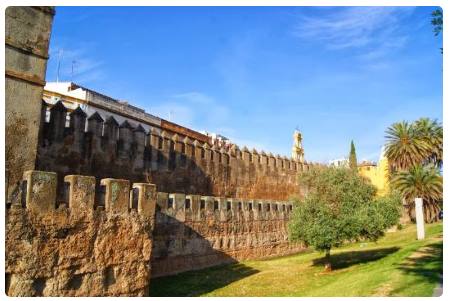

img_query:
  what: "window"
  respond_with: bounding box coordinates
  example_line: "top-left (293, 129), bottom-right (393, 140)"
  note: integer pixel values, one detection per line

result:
top-left (181, 144), bottom-right (186, 154)
top-left (249, 203), bottom-right (253, 211)
top-left (158, 137), bottom-right (163, 149)
top-left (214, 201), bottom-right (219, 210)
top-left (200, 199), bottom-right (206, 210)
top-left (185, 198), bottom-right (191, 209)
top-left (227, 201), bottom-right (231, 211)
top-left (201, 148), bottom-right (205, 159)
top-left (266, 204), bottom-right (270, 211)
top-left (289, 205), bottom-right (293, 211)
top-left (168, 197), bottom-right (174, 208)
top-left (258, 203), bottom-right (262, 211)
top-left (282, 204), bottom-right (286, 211)
top-left (238, 202), bottom-right (242, 211)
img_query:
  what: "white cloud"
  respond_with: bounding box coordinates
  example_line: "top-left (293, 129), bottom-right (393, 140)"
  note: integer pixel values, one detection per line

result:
top-left (293, 7), bottom-right (415, 56)
top-left (149, 91), bottom-right (230, 132)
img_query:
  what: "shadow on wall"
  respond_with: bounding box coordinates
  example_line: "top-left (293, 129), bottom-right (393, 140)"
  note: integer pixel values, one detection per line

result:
top-left (150, 213), bottom-right (240, 279)
top-left (149, 261), bottom-right (259, 297)
top-left (35, 101), bottom-right (214, 206)
top-left (150, 212), bottom-right (258, 296)
top-left (149, 194), bottom-right (297, 281)
top-left (34, 100), bottom-right (301, 206)
top-left (312, 247), bottom-right (400, 270)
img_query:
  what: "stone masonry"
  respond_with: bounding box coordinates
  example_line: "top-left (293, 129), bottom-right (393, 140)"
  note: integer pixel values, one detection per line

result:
top-left (36, 100), bottom-right (308, 205)
top-left (151, 193), bottom-right (302, 277)
top-left (6, 171), bottom-right (156, 296)
top-left (5, 7), bottom-right (54, 197)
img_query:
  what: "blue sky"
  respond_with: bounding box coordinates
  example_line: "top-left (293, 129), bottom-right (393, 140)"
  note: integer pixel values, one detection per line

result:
top-left (46, 6), bottom-right (443, 163)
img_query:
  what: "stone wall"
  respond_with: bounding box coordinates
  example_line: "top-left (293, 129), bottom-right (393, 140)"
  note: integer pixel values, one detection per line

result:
top-left (151, 193), bottom-right (303, 277)
top-left (36, 101), bottom-right (307, 204)
top-left (6, 170), bottom-right (303, 295)
top-left (5, 171), bottom-right (156, 296)
top-left (5, 7), bottom-right (54, 196)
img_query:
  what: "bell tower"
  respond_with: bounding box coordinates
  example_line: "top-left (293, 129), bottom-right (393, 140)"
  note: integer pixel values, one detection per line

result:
top-left (291, 130), bottom-right (304, 163)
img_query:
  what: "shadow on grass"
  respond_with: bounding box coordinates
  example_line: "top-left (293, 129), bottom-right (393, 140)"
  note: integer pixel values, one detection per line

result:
top-left (390, 241), bottom-right (443, 295)
top-left (313, 247), bottom-right (400, 270)
top-left (149, 262), bottom-right (259, 296)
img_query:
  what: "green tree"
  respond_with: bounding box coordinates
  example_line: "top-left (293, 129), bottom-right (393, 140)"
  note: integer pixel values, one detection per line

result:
top-left (431, 8), bottom-right (443, 53)
top-left (431, 9), bottom-right (443, 36)
top-left (384, 118), bottom-right (442, 171)
top-left (384, 118), bottom-right (443, 223)
top-left (289, 167), bottom-right (401, 271)
top-left (349, 140), bottom-right (357, 170)
top-left (391, 164), bottom-right (442, 223)
top-left (384, 121), bottom-right (429, 171)
top-left (413, 118), bottom-right (443, 168)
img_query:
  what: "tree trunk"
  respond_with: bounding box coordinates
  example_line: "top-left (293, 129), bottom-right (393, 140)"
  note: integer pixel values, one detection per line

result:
top-left (324, 249), bottom-right (332, 272)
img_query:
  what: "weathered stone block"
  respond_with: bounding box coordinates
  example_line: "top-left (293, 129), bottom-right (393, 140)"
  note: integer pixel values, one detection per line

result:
top-left (169, 193), bottom-right (186, 222)
top-left (157, 192), bottom-right (168, 211)
top-left (23, 170), bottom-right (57, 214)
top-left (64, 175), bottom-right (95, 214)
top-left (132, 183), bottom-right (157, 218)
top-left (100, 178), bottom-right (130, 214)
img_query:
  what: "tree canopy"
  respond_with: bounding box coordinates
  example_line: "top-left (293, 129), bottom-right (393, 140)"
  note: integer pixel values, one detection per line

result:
top-left (384, 117), bottom-right (443, 223)
top-left (391, 164), bottom-right (442, 222)
top-left (384, 118), bottom-right (442, 171)
top-left (289, 167), bottom-right (401, 270)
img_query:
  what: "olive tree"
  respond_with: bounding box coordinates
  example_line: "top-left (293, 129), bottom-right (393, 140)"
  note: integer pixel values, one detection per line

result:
top-left (288, 167), bottom-right (401, 271)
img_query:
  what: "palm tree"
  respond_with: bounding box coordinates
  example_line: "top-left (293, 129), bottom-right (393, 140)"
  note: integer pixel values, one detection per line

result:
top-left (391, 164), bottom-right (442, 223)
top-left (413, 118), bottom-right (443, 168)
top-left (384, 121), bottom-right (431, 171)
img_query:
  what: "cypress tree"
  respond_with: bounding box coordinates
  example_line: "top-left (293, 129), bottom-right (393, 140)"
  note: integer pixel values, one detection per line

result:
top-left (349, 140), bottom-right (357, 170)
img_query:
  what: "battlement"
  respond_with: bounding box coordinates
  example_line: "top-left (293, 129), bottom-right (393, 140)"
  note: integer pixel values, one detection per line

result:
top-left (10, 170), bottom-right (156, 219)
top-left (154, 192), bottom-right (293, 223)
top-left (36, 100), bottom-right (309, 200)
top-left (6, 170), bottom-right (157, 297)
top-left (39, 100), bottom-right (305, 171)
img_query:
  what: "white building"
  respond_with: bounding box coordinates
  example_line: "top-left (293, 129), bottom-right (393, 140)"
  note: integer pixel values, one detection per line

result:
top-left (328, 157), bottom-right (349, 168)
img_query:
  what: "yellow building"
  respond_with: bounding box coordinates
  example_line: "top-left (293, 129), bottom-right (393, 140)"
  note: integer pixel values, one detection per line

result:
top-left (358, 149), bottom-right (390, 196)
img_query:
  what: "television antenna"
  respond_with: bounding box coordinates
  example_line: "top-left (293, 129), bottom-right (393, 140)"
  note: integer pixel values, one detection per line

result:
top-left (71, 60), bottom-right (78, 82)
top-left (56, 49), bottom-right (64, 83)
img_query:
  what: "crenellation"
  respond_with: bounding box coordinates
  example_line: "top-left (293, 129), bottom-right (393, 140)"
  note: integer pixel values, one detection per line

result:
top-left (64, 174), bottom-right (95, 215)
top-left (48, 101), bottom-right (68, 143)
top-left (100, 178), bottom-right (130, 214)
top-left (103, 116), bottom-right (119, 156)
top-left (132, 183), bottom-right (156, 219)
top-left (22, 170), bottom-right (57, 214)
top-left (87, 112), bottom-right (104, 138)
top-left (69, 106), bottom-right (87, 153)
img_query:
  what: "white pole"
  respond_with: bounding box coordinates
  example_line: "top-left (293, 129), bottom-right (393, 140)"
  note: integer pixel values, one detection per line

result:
top-left (415, 197), bottom-right (425, 240)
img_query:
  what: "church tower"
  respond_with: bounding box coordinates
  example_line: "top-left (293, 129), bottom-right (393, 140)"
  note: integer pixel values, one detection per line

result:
top-left (291, 130), bottom-right (304, 163)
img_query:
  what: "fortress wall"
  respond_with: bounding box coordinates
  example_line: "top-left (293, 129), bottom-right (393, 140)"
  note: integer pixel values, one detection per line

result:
top-left (36, 101), bottom-right (308, 203)
top-left (6, 170), bottom-right (304, 294)
top-left (6, 171), bottom-right (156, 297)
top-left (151, 193), bottom-right (304, 278)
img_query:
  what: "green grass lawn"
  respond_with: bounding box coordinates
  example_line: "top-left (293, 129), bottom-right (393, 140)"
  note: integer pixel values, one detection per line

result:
top-left (150, 222), bottom-right (443, 297)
